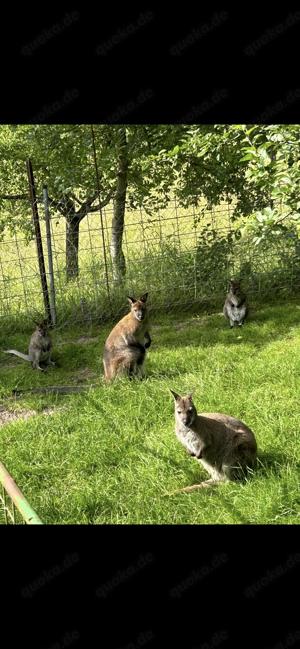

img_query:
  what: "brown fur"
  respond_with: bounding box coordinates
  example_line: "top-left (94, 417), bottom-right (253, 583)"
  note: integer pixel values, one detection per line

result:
top-left (103, 293), bottom-right (151, 382)
top-left (169, 390), bottom-right (257, 493)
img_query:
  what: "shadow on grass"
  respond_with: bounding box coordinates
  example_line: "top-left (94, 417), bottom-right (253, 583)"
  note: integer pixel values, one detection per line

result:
top-left (155, 305), bottom-right (300, 352)
top-left (155, 448), bottom-right (300, 524)
top-left (256, 450), bottom-right (300, 477)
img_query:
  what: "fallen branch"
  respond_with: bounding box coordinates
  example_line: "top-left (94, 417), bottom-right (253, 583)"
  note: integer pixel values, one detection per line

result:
top-left (12, 385), bottom-right (97, 397)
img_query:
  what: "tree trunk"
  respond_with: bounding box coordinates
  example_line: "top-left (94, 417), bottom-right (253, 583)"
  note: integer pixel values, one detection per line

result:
top-left (49, 192), bottom-right (114, 282)
top-left (110, 127), bottom-right (128, 283)
top-left (66, 210), bottom-right (81, 280)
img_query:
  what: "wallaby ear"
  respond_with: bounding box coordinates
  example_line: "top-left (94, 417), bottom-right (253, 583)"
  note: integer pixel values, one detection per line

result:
top-left (127, 296), bottom-right (136, 305)
top-left (187, 393), bottom-right (193, 401)
top-left (170, 389), bottom-right (180, 401)
top-left (139, 292), bottom-right (148, 303)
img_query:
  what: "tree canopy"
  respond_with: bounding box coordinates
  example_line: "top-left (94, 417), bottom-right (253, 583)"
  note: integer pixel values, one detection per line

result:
top-left (0, 123), bottom-right (299, 277)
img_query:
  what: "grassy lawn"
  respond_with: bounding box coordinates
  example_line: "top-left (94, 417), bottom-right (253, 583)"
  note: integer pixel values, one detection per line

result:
top-left (0, 302), bottom-right (300, 524)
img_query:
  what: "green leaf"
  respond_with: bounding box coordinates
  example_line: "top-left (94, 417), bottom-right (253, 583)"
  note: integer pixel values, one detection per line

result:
top-left (246, 126), bottom-right (257, 136)
top-left (240, 154), bottom-right (255, 162)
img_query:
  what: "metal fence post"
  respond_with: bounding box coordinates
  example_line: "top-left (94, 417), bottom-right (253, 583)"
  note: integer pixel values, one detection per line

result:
top-left (43, 185), bottom-right (57, 326)
top-left (26, 159), bottom-right (51, 324)
top-left (0, 460), bottom-right (43, 524)
top-left (90, 125), bottom-right (111, 304)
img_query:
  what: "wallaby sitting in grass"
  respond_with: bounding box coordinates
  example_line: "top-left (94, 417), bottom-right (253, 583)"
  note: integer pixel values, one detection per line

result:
top-left (103, 293), bottom-right (151, 382)
top-left (170, 390), bottom-right (257, 493)
top-left (3, 319), bottom-right (54, 371)
top-left (223, 279), bottom-right (248, 328)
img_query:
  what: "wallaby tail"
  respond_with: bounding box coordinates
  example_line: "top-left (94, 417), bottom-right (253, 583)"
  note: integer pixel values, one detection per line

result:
top-left (3, 349), bottom-right (30, 361)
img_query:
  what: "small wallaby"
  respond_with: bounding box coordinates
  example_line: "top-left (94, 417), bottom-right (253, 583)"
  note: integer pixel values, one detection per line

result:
top-left (223, 279), bottom-right (248, 328)
top-left (103, 293), bottom-right (151, 382)
top-left (3, 319), bottom-right (54, 371)
top-left (170, 390), bottom-right (257, 493)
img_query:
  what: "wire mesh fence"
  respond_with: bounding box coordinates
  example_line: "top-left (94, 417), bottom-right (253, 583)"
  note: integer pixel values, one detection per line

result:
top-left (0, 129), bottom-right (300, 335)
top-left (0, 194), bottom-right (299, 334)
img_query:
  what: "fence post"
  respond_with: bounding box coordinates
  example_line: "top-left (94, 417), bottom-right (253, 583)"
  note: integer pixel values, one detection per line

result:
top-left (90, 125), bottom-right (111, 304)
top-left (0, 460), bottom-right (43, 524)
top-left (26, 159), bottom-right (51, 324)
top-left (43, 185), bottom-right (57, 326)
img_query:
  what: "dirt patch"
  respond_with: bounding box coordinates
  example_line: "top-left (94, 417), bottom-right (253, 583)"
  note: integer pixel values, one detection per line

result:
top-left (171, 314), bottom-right (223, 331)
top-left (173, 319), bottom-right (198, 331)
top-left (0, 406), bottom-right (36, 427)
top-left (41, 406), bottom-right (65, 416)
top-left (0, 404), bottom-right (66, 426)
top-left (57, 336), bottom-right (99, 347)
top-left (76, 336), bottom-right (99, 344)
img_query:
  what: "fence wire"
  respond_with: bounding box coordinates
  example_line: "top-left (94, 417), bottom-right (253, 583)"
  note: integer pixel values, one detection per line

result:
top-left (0, 130), bottom-right (299, 333)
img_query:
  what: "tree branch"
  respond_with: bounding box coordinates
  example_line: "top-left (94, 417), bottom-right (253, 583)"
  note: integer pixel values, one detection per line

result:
top-left (70, 193), bottom-right (84, 207)
top-left (77, 188), bottom-right (115, 219)
top-left (0, 188), bottom-right (115, 220)
top-left (274, 210), bottom-right (294, 225)
top-left (0, 193), bottom-right (29, 200)
top-left (47, 196), bottom-right (68, 216)
top-left (47, 194), bottom-right (76, 219)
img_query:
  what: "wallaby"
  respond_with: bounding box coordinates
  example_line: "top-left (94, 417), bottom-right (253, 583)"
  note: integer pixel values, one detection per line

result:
top-left (103, 293), bottom-right (151, 382)
top-left (169, 390), bottom-right (257, 493)
top-left (223, 279), bottom-right (248, 328)
top-left (3, 319), bottom-right (54, 371)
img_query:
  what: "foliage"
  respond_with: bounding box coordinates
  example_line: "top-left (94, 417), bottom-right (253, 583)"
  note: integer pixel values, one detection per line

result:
top-left (195, 227), bottom-right (236, 290)
top-left (237, 124), bottom-right (300, 245)
top-left (1, 123), bottom-right (300, 281)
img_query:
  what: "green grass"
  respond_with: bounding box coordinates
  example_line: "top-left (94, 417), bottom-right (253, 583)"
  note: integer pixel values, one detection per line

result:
top-left (0, 302), bottom-right (300, 524)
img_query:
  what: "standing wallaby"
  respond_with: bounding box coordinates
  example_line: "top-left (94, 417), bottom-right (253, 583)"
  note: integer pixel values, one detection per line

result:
top-left (3, 319), bottom-right (54, 371)
top-left (223, 279), bottom-right (248, 328)
top-left (103, 293), bottom-right (151, 382)
top-left (169, 390), bottom-right (257, 493)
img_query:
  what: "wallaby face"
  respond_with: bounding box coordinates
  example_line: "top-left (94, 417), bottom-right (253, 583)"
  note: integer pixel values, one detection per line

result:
top-left (170, 390), bottom-right (196, 427)
top-left (229, 279), bottom-right (241, 295)
top-left (34, 319), bottom-right (49, 336)
top-left (128, 293), bottom-right (148, 322)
